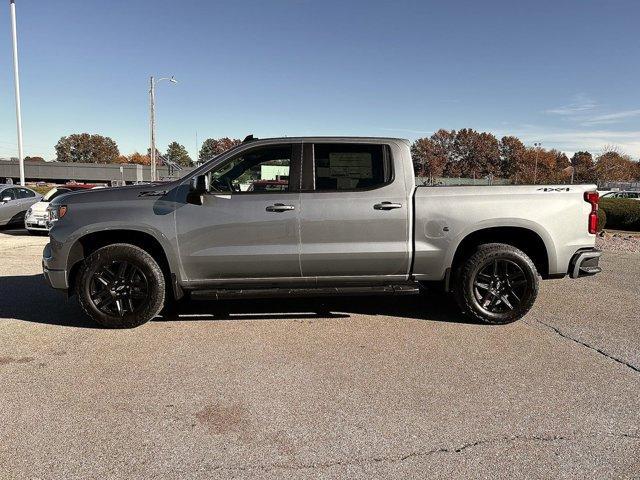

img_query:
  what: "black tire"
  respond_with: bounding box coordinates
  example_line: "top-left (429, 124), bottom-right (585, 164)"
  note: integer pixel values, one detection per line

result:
top-left (454, 243), bottom-right (539, 324)
top-left (76, 244), bottom-right (165, 328)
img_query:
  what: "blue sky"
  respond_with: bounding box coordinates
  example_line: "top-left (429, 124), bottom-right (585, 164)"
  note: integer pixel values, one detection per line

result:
top-left (1, 0), bottom-right (639, 160)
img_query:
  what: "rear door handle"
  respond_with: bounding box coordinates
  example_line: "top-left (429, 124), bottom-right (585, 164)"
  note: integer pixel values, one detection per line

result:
top-left (266, 203), bottom-right (295, 212)
top-left (374, 202), bottom-right (402, 210)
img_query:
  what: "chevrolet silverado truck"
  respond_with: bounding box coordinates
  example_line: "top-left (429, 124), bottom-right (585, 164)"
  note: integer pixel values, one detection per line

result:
top-left (42, 136), bottom-right (602, 328)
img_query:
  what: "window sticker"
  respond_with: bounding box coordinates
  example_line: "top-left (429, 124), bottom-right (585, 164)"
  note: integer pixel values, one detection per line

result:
top-left (329, 152), bottom-right (373, 179)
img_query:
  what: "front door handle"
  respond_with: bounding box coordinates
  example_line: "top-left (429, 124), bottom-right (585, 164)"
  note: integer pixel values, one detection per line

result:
top-left (266, 203), bottom-right (295, 212)
top-left (374, 202), bottom-right (402, 210)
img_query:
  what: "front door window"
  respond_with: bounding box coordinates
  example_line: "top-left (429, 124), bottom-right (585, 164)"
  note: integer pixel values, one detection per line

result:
top-left (207, 145), bottom-right (292, 193)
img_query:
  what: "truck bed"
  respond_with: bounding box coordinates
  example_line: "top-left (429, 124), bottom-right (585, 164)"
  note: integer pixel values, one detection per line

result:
top-left (411, 184), bottom-right (597, 281)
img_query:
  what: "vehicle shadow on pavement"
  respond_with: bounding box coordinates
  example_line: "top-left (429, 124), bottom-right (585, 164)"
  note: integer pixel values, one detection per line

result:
top-left (0, 226), bottom-right (34, 236)
top-left (0, 274), bottom-right (94, 328)
top-left (0, 274), bottom-right (476, 328)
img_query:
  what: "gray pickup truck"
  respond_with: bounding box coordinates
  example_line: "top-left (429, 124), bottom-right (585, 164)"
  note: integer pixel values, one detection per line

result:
top-left (42, 136), bottom-right (602, 328)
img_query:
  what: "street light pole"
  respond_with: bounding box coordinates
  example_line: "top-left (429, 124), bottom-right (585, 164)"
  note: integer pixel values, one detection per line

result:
top-left (533, 142), bottom-right (542, 184)
top-left (148, 75), bottom-right (177, 182)
top-left (9, 0), bottom-right (25, 186)
top-left (149, 76), bottom-right (156, 182)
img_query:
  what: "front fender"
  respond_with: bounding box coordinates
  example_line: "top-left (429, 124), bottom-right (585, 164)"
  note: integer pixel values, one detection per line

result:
top-left (48, 221), bottom-right (181, 288)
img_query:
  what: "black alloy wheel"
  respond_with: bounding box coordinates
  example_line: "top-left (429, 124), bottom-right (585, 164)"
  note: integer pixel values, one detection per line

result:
top-left (89, 260), bottom-right (150, 317)
top-left (472, 258), bottom-right (529, 314)
top-left (455, 243), bottom-right (539, 324)
top-left (76, 243), bottom-right (166, 328)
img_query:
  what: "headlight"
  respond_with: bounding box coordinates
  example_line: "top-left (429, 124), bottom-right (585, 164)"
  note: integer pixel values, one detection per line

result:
top-left (47, 205), bottom-right (68, 223)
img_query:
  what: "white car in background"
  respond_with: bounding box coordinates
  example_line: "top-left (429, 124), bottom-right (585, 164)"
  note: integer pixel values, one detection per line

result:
top-left (25, 184), bottom-right (95, 234)
top-left (601, 191), bottom-right (640, 200)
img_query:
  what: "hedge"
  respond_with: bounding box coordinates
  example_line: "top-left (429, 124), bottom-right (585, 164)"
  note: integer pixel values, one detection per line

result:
top-left (600, 198), bottom-right (640, 231)
top-left (597, 207), bottom-right (606, 232)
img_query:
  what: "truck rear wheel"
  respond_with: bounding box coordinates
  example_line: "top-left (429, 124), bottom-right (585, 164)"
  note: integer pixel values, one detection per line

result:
top-left (454, 243), bottom-right (539, 324)
top-left (76, 244), bottom-right (165, 328)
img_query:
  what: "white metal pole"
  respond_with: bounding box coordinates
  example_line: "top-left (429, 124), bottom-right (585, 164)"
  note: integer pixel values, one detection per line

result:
top-left (149, 76), bottom-right (156, 182)
top-left (533, 142), bottom-right (541, 184)
top-left (9, 0), bottom-right (25, 186)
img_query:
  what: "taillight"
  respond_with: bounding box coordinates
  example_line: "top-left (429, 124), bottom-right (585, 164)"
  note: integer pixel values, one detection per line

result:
top-left (584, 191), bottom-right (599, 234)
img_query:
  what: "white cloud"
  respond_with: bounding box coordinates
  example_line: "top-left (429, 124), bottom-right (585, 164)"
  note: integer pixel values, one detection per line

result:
top-left (500, 126), bottom-right (640, 157)
top-left (545, 94), bottom-right (597, 116)
top-left (579, 109), bottom-right (640, 126)
top-left (545, 94), bottom-right (640, 128)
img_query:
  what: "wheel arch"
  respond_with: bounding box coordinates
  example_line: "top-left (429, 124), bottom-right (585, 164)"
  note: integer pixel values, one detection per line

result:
top-left (448, 225), bottom-right (553, 283)
top-left (67, 228), bottom-right (182, 299)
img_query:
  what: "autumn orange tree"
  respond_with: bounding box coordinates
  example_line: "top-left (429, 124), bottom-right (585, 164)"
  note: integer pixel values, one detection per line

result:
top-left (411, 130), bottom-right (640, 184)
top-left (116, 152), bottom-right (151, 165)
top-left (595, 149), bottom-right (639, 183)
top-left (198, 137), bottom-right (241, 163)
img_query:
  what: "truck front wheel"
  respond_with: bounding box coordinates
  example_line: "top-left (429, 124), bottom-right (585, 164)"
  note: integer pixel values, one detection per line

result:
top-left (454, 243), bottom-right (539, 324)
top-left (76, 244), bottom-right (166, 328)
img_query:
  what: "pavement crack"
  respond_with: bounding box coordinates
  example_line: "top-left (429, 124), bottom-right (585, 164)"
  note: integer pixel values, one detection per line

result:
top-left (206, 432), bottom-right (639, 473)
top-left (531, 319), bottom-right (640, 374)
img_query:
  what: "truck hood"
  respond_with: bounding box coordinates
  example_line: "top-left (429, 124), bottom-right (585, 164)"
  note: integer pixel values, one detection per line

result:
top-left (48, 181), bottom-right (182, 207)
top-left (29, 200), bottom-right (50, 215)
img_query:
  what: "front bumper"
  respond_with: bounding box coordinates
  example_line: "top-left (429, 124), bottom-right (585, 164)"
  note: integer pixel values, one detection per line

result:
top-left (42, 242), bottom-right (68, 289)
top-left (569, 248), bottom-right (602, 278)
top-left (25, 214), bottom-right (50, 231)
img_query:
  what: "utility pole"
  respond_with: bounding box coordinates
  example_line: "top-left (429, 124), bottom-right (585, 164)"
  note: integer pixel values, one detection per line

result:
top-left (148, 75), bottom-right (177, 182)
top-left (195, 131), bottom-right (199, 165)
top-left (149, 76), bottom-right (156, 182)
top-left (533, 142), bottom-right (542, 184)
top-left (9, 0), bottom-right (25, 186)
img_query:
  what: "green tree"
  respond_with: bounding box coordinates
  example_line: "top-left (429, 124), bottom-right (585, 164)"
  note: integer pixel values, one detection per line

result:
top-left (570, 151), bottom-right (596, 183)
top-left (55, 133), bottom-right (119, 163)
top-left (165, 141), bottom-right (192, 167)
top-left (198, 137), bottom-right (241, 162)
top-left (499, 136), bottom-right (526, 181)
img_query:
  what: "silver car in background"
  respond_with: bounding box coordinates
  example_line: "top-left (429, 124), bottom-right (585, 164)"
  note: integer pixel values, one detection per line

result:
top-left (0, 184), bottom-right (42, 227)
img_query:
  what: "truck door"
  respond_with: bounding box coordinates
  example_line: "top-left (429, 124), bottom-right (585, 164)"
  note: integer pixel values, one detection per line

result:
top-left (298, 142), bottom-right (411, 281)
top-left (176, 142), bottom-right (302, 282)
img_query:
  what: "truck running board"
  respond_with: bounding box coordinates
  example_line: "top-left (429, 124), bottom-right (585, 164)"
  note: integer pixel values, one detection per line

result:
top-left (190, 284), bottom-right (421, 301)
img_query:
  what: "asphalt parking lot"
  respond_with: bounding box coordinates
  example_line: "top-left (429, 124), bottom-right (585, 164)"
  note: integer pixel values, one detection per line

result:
top-left (1, 227), bottom-right (639, 479)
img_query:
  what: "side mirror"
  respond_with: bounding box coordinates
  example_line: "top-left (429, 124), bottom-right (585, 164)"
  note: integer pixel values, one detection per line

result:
top-left (190, 175), bottom-right (209, 194)
top-left (1, 196), bottom-right (11, 204)
top-left (187, 175), bottom-right (209, 206)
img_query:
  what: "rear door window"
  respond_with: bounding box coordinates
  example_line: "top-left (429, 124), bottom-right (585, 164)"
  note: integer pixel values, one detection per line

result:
top-left (17, 188), bottom-right (36, 199)
top-left (311, 143), bottom-right (392, 191)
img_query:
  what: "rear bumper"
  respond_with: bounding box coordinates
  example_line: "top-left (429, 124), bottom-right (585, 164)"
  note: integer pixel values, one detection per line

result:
top-left (569, 248), bottom-right (602, 278)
